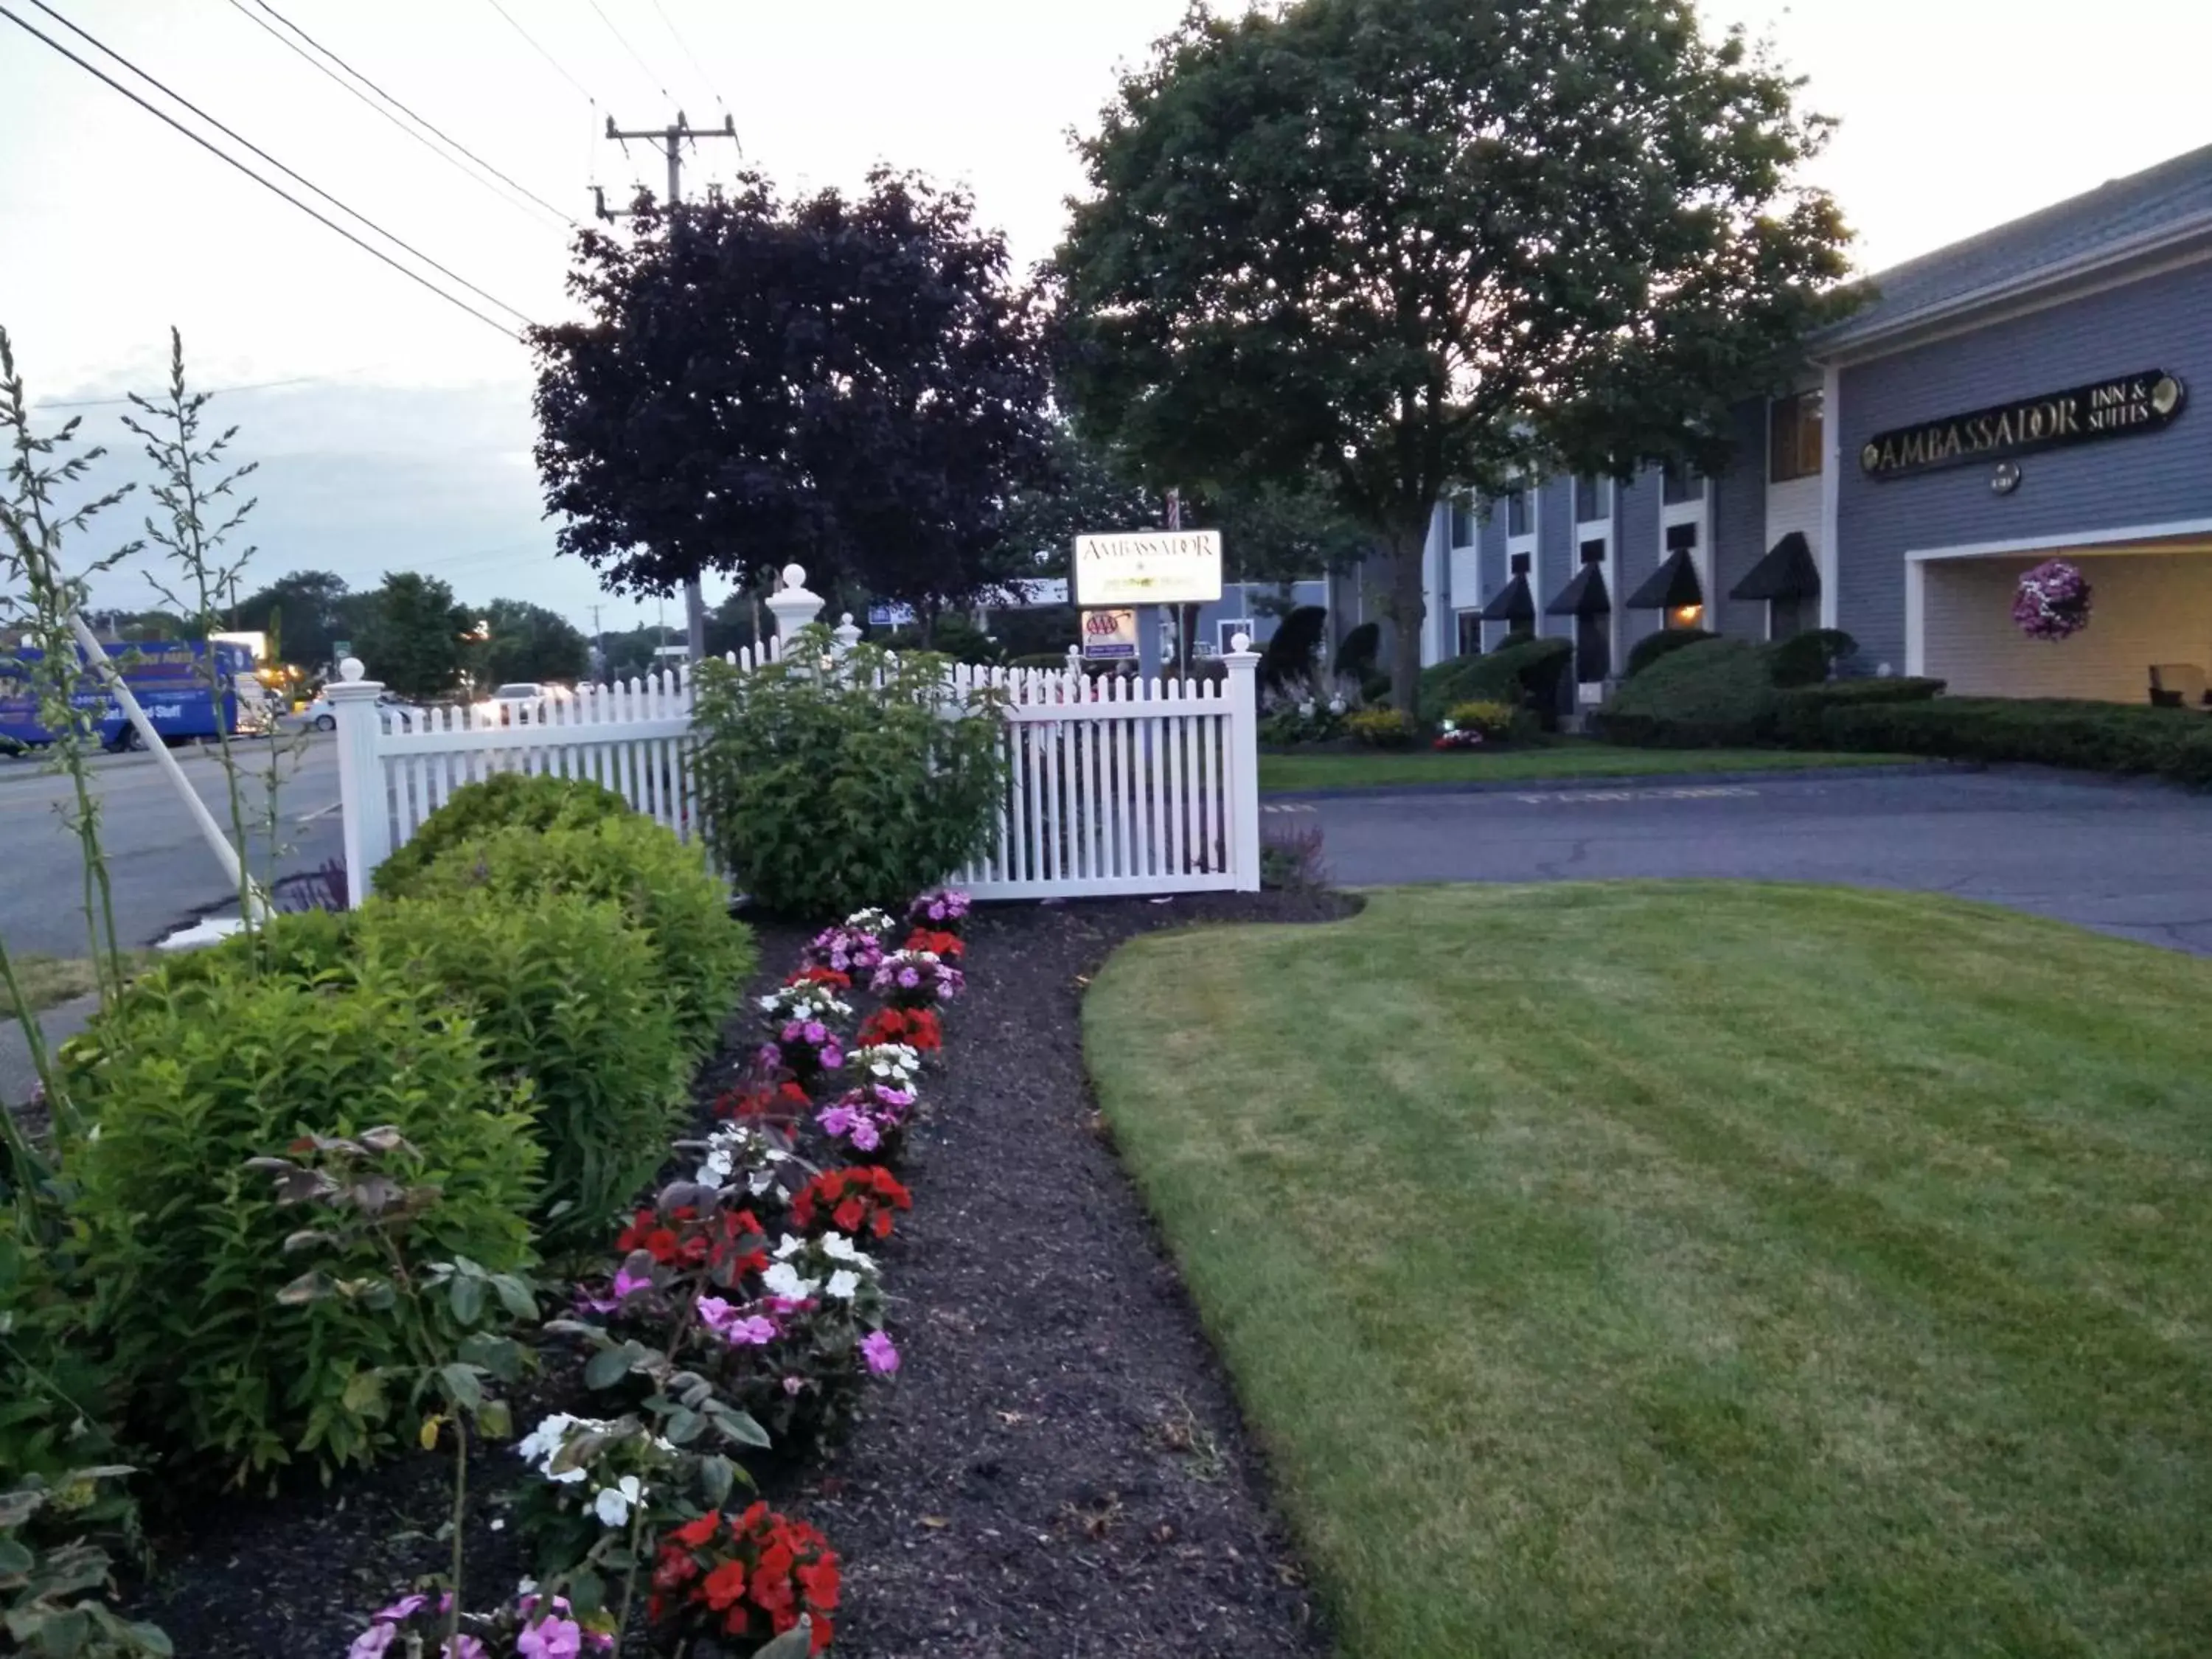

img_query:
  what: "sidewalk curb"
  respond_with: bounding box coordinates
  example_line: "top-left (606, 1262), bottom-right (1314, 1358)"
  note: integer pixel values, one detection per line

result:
top-left (1262, 761), bottom-right (1975, 802)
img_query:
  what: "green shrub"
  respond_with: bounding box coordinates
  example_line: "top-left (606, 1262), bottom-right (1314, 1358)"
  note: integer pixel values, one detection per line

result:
top-left (371, 773), bottom-right (633, 900)
top-left (355, 892), bottom-right (689, 1251)
top-left (689, 627), bottom-right (1006, 919)
top-left (1767, 627), bottom-right (1858, 689)
top-left (1772, 676), bottom-right (1944, 745)
top-left (1593, 638), bottom-right (1778, 746)
top-left (1419, 637), bottom-right (1573, 722)
top-left (1809, 697), bottom-right (2212, 785)
top-left (882, 614), bottom-right (1000, 664)
top-left (1345, 709), bottom-right (1418, 748)
top-left (1444, 700), bottom-right (1519, 740)
top-left (0, 1214), bottom-right (128, 1495)
top-left (401, 816), bottom-right (752, 1053)
top-left (63, 967), bottom-right (540, 1485)
top-left (1334, 621), bottom-right (1380, 683)
top-left (1259, 702), bottom-right (1343, 746)
top-left (1624, 627), bottom-right (1714, 678)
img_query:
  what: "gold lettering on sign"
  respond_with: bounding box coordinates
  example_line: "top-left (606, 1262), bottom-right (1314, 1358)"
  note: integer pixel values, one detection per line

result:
top-left (1861, 369), bottom-right (2185, 477)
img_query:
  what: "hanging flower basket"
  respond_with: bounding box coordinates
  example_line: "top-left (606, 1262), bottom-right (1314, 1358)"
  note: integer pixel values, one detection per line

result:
top-left (2013, 558), bottom-right (2093, 641)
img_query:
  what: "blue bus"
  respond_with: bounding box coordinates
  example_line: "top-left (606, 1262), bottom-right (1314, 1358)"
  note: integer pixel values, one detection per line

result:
top-left (0, 640), bottom-right (262, 751)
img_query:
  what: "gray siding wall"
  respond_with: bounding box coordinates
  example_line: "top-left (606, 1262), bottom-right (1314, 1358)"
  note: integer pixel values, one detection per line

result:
top-left (1618, 468), bottom-right (1664, 655)
top-left (1837, 254), bottom-right (2212, 669)
top-left (1711, 399), bottom-right (1769, 640)
top-left (1536, 475), bottom-right (1574, 637)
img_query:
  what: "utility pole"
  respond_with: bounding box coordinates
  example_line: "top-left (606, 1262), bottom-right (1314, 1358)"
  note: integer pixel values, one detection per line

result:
top-left (595, 110), bottom-right (741, 667)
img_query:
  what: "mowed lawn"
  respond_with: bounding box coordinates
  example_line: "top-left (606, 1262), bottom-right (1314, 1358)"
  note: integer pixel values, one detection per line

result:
top-left (1258, 741), bottom-right (1911, 793)
top-left (1085, 883), bottom-right (2212, 1659)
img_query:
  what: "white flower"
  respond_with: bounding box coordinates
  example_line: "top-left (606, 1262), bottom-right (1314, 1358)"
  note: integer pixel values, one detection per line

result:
top-left (762, 1262), bottom-right (816, 1299)
top-left (517, 1413), bottom-right (608, 1483)
top-left (746, 1169), bottom-right (776, 1196)
top-left (825, 1269), bottom-right (860, 1301)
top-left (593, 1475), bottom-right (646, 1528)
top-left (774, 1232), bottom-right (805, 1259)
top-left (819, 1232), bottom-right (874, 1272)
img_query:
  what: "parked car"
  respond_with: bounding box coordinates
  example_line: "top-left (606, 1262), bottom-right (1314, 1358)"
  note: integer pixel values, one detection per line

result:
top-left (476, 682), bottom-right (572, 725)
top-left (300, 690), bottom-right (420, 731)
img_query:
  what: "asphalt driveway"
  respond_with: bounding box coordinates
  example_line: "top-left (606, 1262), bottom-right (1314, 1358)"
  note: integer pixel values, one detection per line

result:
top-left (1270, 766), bottom-right (2212, 955)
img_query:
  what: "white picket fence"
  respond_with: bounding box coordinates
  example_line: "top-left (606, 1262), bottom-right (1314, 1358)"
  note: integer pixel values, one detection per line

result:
top-left (327, 572), bottom-right (1261, 906)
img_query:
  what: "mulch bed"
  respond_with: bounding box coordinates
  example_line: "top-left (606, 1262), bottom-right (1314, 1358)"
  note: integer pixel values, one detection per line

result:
top-left (121, 890), bottom-right (1352, 1656)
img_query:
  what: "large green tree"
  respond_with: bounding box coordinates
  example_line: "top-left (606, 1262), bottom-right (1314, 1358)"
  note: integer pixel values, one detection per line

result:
top-left (226, 569), bottom-right (352, 671)
top-left (1054, 0), bottom-right (1856, 702)
top-left (354, 571), bottom-right (467, 702)
top-left (477, 597), bottom-right (588, 686)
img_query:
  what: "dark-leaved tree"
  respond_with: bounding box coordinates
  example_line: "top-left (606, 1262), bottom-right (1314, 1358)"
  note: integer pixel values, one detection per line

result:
top-left (227, 569), bottom-right (352, 671)
top-left (1054, 0), bottom-right (1857, 703)
top-left (529, 169), bottom-right (1057, 629)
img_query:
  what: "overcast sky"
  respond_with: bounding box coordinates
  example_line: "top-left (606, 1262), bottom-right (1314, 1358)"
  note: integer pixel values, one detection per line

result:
top-left (4, 0), bottom-right (2208, 637)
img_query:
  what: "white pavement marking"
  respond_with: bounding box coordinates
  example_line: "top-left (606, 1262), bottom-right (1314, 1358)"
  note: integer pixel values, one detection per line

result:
top-left (295, 799), bottom-right (344, 825)
top-left (1262, 802), bottom-right (1318, 814)
top-left (1512, 785), bottom-right (1762, 804)
top-left (1513, 785), bottom-right (1761, 805)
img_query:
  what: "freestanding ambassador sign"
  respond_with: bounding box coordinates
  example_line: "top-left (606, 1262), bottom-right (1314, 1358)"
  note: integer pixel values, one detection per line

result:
top-left (1073, 529), bottom-right (1224, 607)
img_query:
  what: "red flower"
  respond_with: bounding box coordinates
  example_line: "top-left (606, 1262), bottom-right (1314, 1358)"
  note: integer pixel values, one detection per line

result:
top-left (791, 1166), bottom-right (911, 1241)
top-left (858, 1005), bottom-right (942, 1051)
top-left (905, 927), bottom-right (963, 960)
top-left (672, 1511), bottom-right (720, 1549)
top-left (701, 1559), bottom-right (750, 1611)
top-left (785, 965), bottom-right (852, 990)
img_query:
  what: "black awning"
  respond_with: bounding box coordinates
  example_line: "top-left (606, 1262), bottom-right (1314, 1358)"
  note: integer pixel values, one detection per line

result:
top-left (1479, 573), bottom-right (1535, 623)
top-left (1624, 547), bottom-right (1705, 611)
top-left (1545, 563), bottom-right (1611, 617)
top-left (1729, 531), bottom-right (1820, 602)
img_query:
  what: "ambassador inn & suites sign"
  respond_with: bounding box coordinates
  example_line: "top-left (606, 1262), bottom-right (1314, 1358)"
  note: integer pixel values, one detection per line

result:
top-left (1860, 369), bottom-right (2186, 479)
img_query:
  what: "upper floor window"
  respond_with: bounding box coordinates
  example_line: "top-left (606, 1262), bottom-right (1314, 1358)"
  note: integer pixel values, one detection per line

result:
top-left (1448, 493), bottom-right (1478, 548)
top-left (1506, 484), bottom-right (1533, 538)
top-left (1769, 390), bottom-right (1824, 483)
top-left (1661, 463), bottom-right (1703, 507)
top-left (1573, 476), bottom-right (1608, 524)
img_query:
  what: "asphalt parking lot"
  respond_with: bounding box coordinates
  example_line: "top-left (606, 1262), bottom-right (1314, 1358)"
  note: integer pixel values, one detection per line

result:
top-left (1269, 765), bottom-right (2212, 955)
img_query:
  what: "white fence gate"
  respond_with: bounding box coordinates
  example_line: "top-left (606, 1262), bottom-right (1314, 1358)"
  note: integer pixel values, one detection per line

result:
top-left (327, 572), bottom-right (1261, 906)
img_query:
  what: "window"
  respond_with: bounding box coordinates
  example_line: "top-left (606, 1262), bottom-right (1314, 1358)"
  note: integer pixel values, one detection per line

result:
top-left (1769, 390), bottom-right (1824, 483)
top-left (1215, 619), bottom-right (1254, 655)
top-left (1506, 485), bottom-right (1532, 538)
top-left (1456, 611), bottom-right (1484, 657)
top-left (1661, 464), bottom-right (1703, 506)
top-left (1448, 494), bottom-right (1478, 547)
top-left (1574, 476), bottom-right (1608, 523)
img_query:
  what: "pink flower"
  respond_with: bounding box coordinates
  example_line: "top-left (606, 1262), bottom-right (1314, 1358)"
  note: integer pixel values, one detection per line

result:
top-left (375, 1594), bottom-right (431, 1621)
top-left (850, 1117), bottom-right (880, 1152)
top-left (518, 1615), bottom-right (585, 1659)
top-left (349, 1624), bottom-right (397, 1659)
top-left (445, 1640), bottom-right (487, 1659)
top-left (783, 1374), bottom-right (806, 1396)
top-left (611, 1265), bottom-right (653, 1301)
top-left (862, 1330), bottom-right (900, 1374)
top-left (818, 1104), bottom-right (855, 1136)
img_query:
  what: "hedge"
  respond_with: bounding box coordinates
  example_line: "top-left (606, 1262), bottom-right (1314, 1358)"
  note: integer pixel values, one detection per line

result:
top-left (1803, 697), bottom-right (2212, 786)
top-left (1623, 627), bottom-right (1714, 679)
top-left (372, 772), bottom-right (634, 900)
top-left (1418, 638), bottom-right (1573, 723)
top-left (1590, 639), bottom-right (1780, 746)
top-left (1771, 677), bottom-right (1945, 745)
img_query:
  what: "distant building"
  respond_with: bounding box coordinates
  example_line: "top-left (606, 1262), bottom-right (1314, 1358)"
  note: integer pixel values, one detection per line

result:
top-left (1368, 141), bottom-right (2212, 706)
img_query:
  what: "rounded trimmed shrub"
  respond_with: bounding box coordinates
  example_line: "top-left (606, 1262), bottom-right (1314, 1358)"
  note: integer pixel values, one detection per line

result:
top-left (1333, 620), bottom-right (1380, 682)
top-left (356, 891), bottom-right (691, 1252)
top-left (371, 773), bottom-right (633, 900)
top-left (63, 966), bottom-right (541, 1486)
top-left (1767, 627), bottom-right (1858, 689)
top-left (399, 815), bottom-right (754, 1052)
top-left (1624, 627), bottom-right (1714, 678)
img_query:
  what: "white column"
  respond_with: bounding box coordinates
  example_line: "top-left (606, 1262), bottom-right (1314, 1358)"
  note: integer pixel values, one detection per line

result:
top-left (1820, 360), bottom-right (1843, 631)
top-left (326, 659), bottom-right (391, 908)
top-left (831, 611), bottom-right (863, 656)
top-left (765, 563), bottom-right (827, 644)
top-left (1222, 633), bottom-right (1262, 892)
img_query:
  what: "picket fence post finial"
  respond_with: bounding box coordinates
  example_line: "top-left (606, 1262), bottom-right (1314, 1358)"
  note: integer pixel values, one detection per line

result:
top-left (832, 611), bottom-right (863, 655)
top-left (765, 565), bottom-right (826, 639)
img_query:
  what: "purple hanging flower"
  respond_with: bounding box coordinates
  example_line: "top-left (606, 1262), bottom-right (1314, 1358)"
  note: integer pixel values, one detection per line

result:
top-left (2013, 558), bottom-right (2093, 641)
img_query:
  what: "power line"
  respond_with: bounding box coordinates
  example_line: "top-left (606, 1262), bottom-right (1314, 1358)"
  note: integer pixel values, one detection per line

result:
top-left (30, 0), bottom-right (532, 327)
top-left (218, 0), bottom-right (561, 236)
top-left (247, 0), bottom-right (578, 229)
top-left (585, 0), bottom-right (675, 105)
top-left (1, 3), bottom-right (524, 341)
top-left (480, 0), bottom-right (601, 108)
top-left (35, 370), bottom-right (372, 409)
top-left (645, 0), bottom-right (730, 125)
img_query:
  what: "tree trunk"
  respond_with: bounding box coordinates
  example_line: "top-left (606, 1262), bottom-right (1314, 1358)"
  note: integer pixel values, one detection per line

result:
top-left (1387, 517), bottom-right (1429, 716)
